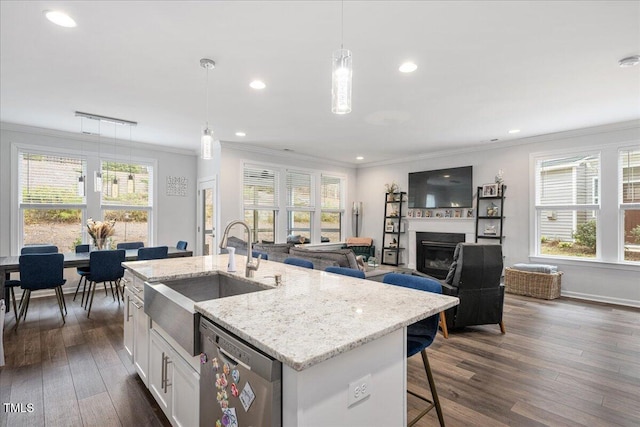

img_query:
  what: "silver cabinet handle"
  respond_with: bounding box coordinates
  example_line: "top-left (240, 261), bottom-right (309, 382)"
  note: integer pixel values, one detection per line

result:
top-left (161, 351), bottom-right (166, 392)
top-left (126, 296), bottom-right (132, 320)
top-left (162, 352), bottom-right (172, 393)
top-left (131, 300), bottom-right (142, 310)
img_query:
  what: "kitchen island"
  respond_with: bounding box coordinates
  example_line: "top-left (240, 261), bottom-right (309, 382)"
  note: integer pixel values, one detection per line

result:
top-left (123, 254), bottom-right (458, 426)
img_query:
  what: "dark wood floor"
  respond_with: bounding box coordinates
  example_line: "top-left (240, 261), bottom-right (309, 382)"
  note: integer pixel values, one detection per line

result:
top-left (2, 292), bottom-right (639, 426)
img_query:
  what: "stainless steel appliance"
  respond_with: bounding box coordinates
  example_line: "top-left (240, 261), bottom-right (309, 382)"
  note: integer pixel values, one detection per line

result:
top-left (200, 317), bottom-right (282, 427)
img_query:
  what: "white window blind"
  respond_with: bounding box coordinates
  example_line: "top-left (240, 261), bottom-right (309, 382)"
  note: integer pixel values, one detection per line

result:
top-left (286, 170), bottom-right (313, 209)
top-left (536, 153), bottom-right (600, 207)
top-left (243, 166), bottom-right (279, 209)
top-left (19, 151), bottom-right (85, 205)
top-left (101, 161), bottom-right (153, 207)
top-left (620, 148), bottom-right (640, 204)
top-left (321, 175), bottom-right (342, 210)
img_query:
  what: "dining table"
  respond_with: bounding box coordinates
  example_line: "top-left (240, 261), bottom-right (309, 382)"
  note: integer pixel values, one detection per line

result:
top-left (0, 246), bottom-right (193, 304)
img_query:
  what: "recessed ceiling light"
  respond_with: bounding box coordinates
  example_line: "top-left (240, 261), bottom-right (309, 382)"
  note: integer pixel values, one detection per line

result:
top-left (44, 10), bottom-right (77, 28)
top-left (619, 55), bottom-right (640, 67)
top-left (399, 62), bottom-right (418, 73)
top-left (443, 175), bottom-right (450, 178)
top-left (356, 156), bottom-right (364, 160)
top-left (250, 80), bottom-right (266, 90)
top-left (508, 129), bottom-right (520, 134)
top-left (235, 131), bottom-right (246, 137)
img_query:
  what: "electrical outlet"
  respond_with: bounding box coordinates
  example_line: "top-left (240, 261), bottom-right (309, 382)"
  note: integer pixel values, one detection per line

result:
top-left (348, 374), bottom-right (372, 407)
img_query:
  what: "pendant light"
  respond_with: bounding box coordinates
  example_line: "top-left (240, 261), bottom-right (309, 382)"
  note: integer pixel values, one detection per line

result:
top-left (127, 125), bottom-right (134, 194)
top-left (200, 58), bottom-right (215, 159)
top-left (77, 117), bottom-right (87, 197)
top-left (111, 123), bottom-right (119, 198)
top-left (332, 1), bottom-right (352, 114)
top-left (94, 120), bottom-right (102, 192)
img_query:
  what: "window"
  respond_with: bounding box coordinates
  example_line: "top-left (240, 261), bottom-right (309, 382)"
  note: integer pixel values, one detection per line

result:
top-left (620, 148), bottom-right (640, 262)
top-left (101, 160), bottom-right (153, 246)
top-left (243, 166), bottom-right (278, 243)
top-left (286, 171), bottom-right (313, 242)
top-left (19, 151), bottom-right (86, 252)
top-left (535, 152), bottom-right (600, 258)
top-left (320, 175), bottom-right (343, 242)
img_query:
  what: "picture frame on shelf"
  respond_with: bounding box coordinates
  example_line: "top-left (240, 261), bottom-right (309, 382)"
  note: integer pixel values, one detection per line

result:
top-left (482, 183), bottom-right (499, 197)
top-left (466, 209), bottom-right (474, 218)
top-left (444, 210), bottom-right (452, 218)
top-left (454, 210), bottom-right (461, 218)
top-left (407, 209), bottom-right (414, 218)
top-left (385, 222), bottom-right (395, 233)
top-left (415, 209), bottom-right (423, 218)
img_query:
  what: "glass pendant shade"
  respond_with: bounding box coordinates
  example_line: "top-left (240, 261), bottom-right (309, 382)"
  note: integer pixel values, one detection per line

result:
top-left (112, 177), bottom-right (119, 198)
top-left (94, 171), bottom-right (102, 192)
top-left (127, 173), bottom-right (134, 193)
top-left (77, 175), bottom-right (85, 197)
top-left (332, 48), bottom-right (352, 114)
top-left (201, 128), bottom-right (213, 159)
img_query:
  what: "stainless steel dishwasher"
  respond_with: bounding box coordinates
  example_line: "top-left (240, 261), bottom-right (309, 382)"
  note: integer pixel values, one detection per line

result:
top-left (199, 317), bottom-right (282, 427)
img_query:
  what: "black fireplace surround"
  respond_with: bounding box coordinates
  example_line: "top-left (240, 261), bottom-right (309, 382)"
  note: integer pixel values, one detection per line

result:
top-left (416, 232), bottom-right (466, 279)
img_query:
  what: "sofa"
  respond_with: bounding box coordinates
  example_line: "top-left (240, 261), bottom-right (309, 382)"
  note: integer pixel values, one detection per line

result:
top-left (245, 241), bottom-right (362, 271)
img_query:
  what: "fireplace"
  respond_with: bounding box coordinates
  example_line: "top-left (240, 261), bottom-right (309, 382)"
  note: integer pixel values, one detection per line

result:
top-left (416, 232), bottom-right (466, 279)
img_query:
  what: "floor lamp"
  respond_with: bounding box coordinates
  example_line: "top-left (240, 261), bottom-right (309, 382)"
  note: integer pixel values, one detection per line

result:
top-left (353, 202), bottom-right (362, 237)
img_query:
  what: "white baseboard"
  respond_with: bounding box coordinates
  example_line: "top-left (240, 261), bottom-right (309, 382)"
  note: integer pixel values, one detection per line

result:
top-left (561, 290), bottom-right (640, 309)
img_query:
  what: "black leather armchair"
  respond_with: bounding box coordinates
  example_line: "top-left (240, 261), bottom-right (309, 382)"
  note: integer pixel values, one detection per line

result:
top-left (441, 243), bottom-right (506, 333)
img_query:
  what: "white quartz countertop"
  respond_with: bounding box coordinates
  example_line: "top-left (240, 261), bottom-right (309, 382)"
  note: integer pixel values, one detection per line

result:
top-left (123, 255), bottom-right (458, 371)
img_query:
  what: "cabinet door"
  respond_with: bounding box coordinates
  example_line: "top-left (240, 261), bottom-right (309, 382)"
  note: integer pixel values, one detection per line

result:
top-left (149, 330), bottom-right (173, 419)
top-left (132, 294), bottom-right (150, 387)
top-left (171, 353), bottom-right (200, 427)
top-left (123, 288), bottom-right (135, 361)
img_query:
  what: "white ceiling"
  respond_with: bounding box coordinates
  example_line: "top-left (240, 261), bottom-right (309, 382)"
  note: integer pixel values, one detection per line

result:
top-left (1, 1), bottom-right (639, 165)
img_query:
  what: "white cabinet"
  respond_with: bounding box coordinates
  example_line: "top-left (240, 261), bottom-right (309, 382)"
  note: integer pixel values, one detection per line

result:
top-left (149, 329), bottom-right (200, 427)
top-left (123, 270), bottom-right (150, 386)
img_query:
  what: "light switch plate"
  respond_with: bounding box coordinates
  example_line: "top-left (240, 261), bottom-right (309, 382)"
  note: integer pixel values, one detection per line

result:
top-left (348, 373), bottom-right (372, 407)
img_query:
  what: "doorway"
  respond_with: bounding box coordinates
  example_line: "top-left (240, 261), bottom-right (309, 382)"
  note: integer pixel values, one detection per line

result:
top-left (197, 179), bottom-right (216, 256)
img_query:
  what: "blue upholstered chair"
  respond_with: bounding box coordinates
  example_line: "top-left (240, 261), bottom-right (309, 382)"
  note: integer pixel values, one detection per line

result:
top-left (137, 246), bottom-right (169, 260)
top-left (325, 266), bottom-right (365, 279)
top-left (116, 241), bottom-right (144, 250)
top-left (73, 244), bottom-right (91, 305)
top-left (284, 257), bottom-right (314, 269)
top-left (176, 240), bottom-right (188, 250)
top-left (21, 245), bottom-right (58, 254)
top-left (383, 273), bottom-right (445, 427)
top-left (252, 250), bottom-right (268, 260)
top-left (85, 250), bottom-right (126, 317)
top-left (5, 245), bottom-right (59, 320)
top-left (15, 253), bottom-right (66, 329)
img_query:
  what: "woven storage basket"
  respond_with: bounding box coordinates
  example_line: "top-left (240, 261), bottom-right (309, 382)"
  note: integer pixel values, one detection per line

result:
top-left (504, 267), bottom-right (562, 300)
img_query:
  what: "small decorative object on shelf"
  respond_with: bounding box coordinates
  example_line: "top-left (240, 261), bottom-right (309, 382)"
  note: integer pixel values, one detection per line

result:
top-left (466, 209), bottom-right (474, 218)
top-left (487, 202), bottom-right (499, 217)
top-left (484, 225), bottom-right (497, 235)
top-left (482, 183), bottom-right (499, 197)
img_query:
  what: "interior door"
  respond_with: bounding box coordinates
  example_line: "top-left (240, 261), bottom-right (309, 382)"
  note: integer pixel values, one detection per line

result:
top-left (197, 179), bottom-right (216, 256)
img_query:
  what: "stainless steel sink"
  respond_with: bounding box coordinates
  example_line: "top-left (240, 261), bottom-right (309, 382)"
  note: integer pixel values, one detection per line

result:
top-left (144, 274), bottom-right (268, 355)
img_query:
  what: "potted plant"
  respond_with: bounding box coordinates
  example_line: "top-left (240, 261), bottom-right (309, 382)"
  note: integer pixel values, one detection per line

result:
top-left (385, 182), bottom-right (399, 200)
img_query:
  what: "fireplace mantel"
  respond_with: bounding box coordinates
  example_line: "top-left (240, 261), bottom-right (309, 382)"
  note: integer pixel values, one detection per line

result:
top-left (405, 218), bottom-right (475, 269)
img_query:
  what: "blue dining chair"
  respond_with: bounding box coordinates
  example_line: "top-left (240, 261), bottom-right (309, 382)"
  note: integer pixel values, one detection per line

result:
top-left (137, 246), bottom-right (168, 260)
top-left (5, 245), bottom-right (60, 320)
top-left (15, 253), bottom-right (66, 329)
top-left (85, 249), bottom-right (126, 318)
top-left (116, 241), bottom-right (144, 250)
top-left (252, 250), bottom-right (268, 260)
top-left (284, 257), bottom-right (314, 269)
top-left (383, 273), bottom-right (445, 427)
top-left (325, 266), bottom-right (365, 279)
top-left (176, 240), bottom-right (188, 250)
top-left (73, 244), bottom-right (91, 305)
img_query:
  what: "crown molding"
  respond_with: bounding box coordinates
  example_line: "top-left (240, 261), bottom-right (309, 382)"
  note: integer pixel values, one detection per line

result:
top-left (1, 121), bottom-right (197, 156)
top-left (358, 119), bottom-right (640, 169)
top-left (219, 140), bottom-right (356, 169)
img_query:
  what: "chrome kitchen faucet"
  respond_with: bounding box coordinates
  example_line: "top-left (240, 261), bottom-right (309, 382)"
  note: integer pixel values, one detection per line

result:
top-left (219, 220), bottom-right (261, 278)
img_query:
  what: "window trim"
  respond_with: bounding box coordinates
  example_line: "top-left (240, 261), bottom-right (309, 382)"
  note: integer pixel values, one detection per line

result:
top-left (618, 146), bottom-right (640, 263)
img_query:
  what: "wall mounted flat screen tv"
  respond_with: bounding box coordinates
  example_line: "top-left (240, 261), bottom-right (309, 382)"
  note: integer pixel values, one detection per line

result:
top-left (408, 166), bottom-right (473, 209)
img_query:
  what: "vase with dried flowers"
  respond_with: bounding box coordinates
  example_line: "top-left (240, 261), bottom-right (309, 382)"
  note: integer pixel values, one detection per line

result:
top-left (87, 218), bottom-right (116, 250)
top-left (385, 182), bottom-right (399, 200)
